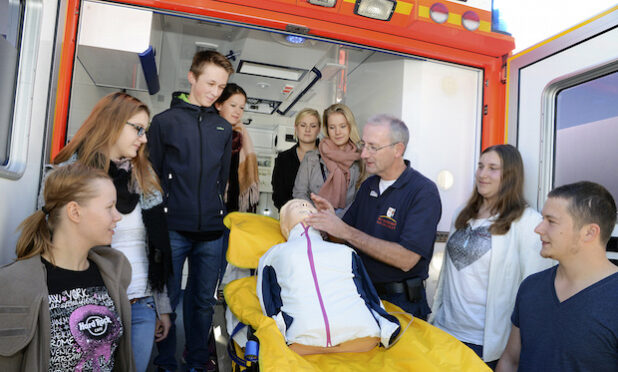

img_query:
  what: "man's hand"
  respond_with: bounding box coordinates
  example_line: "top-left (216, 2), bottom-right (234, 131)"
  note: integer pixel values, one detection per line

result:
top-left (305, 211), bottom-right (349, 240)
top-left (155, 313), bottom-right (172, 342)
top-left (310, 193), bottom-right (335, 214)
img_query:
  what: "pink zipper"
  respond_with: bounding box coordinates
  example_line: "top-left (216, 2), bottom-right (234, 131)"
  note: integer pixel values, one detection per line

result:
top-left (301, 222), bottom-right (332, 347)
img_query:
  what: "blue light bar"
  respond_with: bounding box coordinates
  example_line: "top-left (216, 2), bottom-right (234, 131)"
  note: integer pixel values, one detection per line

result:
top-left (285, 35), bottom-right (306, 44)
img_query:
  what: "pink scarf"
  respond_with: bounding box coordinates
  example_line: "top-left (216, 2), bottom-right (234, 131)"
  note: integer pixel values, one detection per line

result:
top-left (318, 138), bottom-right (360, 209)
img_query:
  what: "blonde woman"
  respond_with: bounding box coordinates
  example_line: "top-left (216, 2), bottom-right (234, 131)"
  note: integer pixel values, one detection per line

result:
top-left (293, 103), bottom-right (364, 217)
top-left (0, 163), bottom-right (134, 371)
top-left (272, 108), bottom-right (322, 210)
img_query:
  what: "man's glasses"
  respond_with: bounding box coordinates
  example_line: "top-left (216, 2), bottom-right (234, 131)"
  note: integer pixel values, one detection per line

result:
top-left (358, 141), bottom-right (399, 153)
top-left (126, 122), bottom-right (147, 137)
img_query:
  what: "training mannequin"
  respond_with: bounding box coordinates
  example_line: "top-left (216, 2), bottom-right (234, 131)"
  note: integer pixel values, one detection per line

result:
top-left (257, 199), bottom-right (401, 355)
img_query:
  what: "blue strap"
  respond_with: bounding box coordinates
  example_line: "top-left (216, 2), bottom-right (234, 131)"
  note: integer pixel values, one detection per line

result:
top-left (227, 322), bottom-right (249, 367)
top-left (231, 322), bottom-right (247, 339)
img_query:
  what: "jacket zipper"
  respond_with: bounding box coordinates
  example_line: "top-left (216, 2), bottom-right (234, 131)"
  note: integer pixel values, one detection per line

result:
top-left (197, 112), bottom-right (203, 230)
top-left (301, 223), bottom-right (332, 347)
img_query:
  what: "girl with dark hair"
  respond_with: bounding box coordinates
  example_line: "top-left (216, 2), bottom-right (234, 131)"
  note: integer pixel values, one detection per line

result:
top-left (215, 83), bottom-right (259, 213)
top-left (52, 92), bottom-right (173, 372)
top-left (0, 163), bottom-right (134, 371)
top-left (430, 144), bottom-right (553, 368)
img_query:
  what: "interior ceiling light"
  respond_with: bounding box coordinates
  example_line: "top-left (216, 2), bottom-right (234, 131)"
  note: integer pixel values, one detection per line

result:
top-left (354, 0), bottom-right (396, 21)
top-left (429, 3), bottom-right (449, 24)
top-left (285, 35), bottom-right (306, 44)
top-left (461, 10), bottom-right (480, 31)
top-left (238, 61), bottom-right (307, 81)
top-left (308, 0), bottom-right (337, 7)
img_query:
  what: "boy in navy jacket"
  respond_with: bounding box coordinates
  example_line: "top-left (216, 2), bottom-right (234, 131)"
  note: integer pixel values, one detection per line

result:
top-left (148, 51), bottom-right (233, 372)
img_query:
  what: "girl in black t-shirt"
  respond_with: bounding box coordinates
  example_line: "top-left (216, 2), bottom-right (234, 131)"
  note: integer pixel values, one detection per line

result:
top-left (0, 163), bottom-right (134, 371)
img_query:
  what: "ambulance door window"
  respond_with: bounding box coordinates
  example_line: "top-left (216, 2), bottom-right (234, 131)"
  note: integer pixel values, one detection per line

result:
top-left (0, 0), bottom-right (23, 165)
top-left (553, 70), bottom-right (618, 202)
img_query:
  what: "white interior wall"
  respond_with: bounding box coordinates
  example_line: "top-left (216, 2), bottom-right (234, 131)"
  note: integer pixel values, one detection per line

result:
top-left (345, 52), bottom-right (404, 132)
top-left (402, 60), bottom-right (482, 232)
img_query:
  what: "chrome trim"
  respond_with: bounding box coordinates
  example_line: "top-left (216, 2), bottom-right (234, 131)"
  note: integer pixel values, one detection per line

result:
top-left (506, 6), bottom-right (618, 147)
top-left (0, 0), bottom-right (44, 179)
top-left (537, 60), bottom-right (618, 209)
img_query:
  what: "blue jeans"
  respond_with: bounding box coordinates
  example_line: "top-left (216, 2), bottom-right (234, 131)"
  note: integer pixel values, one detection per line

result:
top-left (154, 231), bottom-right (223, 370)
top-left (131, 296), bottom-right (157, 372)
top-left (219, 229), bottom-right (229, 284)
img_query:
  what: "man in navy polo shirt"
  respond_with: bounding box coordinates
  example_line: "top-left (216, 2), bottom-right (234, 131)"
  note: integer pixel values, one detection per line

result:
top-left (307, 114), bottom-right (441, 319)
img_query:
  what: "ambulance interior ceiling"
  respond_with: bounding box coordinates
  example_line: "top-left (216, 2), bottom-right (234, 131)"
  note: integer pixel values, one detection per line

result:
top-left (70, 11), bottom-right (379, 137)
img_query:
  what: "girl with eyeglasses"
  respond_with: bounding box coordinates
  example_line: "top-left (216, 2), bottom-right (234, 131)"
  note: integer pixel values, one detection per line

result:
top-left (0, 163), bottom-right (133, 371)
top-left (293, 103), bottom-right (365, 217)
top-left (50, 92), bottom-right (174, 372)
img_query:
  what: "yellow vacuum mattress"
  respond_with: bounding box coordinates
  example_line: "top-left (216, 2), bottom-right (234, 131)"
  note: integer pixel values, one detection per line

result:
top-left (224, 276), bottom-right (490, 372)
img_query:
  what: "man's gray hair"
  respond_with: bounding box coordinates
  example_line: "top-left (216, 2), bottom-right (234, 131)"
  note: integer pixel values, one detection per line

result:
top-left (366, 114), bottom-right (409, 152)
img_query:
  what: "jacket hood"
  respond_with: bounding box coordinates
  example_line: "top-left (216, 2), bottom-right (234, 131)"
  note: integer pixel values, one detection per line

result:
top-left (170, 91), bottom-right (218, 114)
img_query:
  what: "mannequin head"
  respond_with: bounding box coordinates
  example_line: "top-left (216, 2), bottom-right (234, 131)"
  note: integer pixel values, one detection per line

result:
top-left (279, 199), bottom-right (317, 239)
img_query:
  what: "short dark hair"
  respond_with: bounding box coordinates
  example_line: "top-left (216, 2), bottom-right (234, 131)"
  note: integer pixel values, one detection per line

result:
top-left (190, 50), bottom-right (233, 77)
top-left (215, 83), bottom-right (247, 106)
top-left (548, 181), bottom-right (617, 245)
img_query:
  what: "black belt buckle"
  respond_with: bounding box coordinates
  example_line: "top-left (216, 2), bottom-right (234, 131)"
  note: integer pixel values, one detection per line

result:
top-left (404, 277), bottom-right (423, 303)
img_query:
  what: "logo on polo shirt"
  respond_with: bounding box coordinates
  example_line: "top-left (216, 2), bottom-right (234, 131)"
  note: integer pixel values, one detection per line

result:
top-left (386, 207), bottom-right (395, 218)
top-left (377, 207), bottom-right (397, 230)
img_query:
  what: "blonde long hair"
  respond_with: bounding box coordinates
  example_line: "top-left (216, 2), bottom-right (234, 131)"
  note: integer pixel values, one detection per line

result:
top-left (16, 163), bottom-right (110, 260)
top-left (54, 92), bottom-right (161, 195)
top-left (322, 103), bottom-right (365, 188)
top-left (322, 103), bottom-right (361, 144)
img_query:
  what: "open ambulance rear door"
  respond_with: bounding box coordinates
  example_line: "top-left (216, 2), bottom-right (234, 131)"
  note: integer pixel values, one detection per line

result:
top-left (507, 5), bottom-right (618, 263)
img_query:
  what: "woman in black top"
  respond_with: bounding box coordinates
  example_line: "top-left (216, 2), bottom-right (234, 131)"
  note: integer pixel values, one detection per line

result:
top-left (0, 163), bottom-right (134, 371)
top-left (271, 108), bottom-right (321, 211)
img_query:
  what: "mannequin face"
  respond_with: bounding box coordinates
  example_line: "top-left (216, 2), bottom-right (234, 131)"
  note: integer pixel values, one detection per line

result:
top-left (279, 199), bottom-right (317, 239)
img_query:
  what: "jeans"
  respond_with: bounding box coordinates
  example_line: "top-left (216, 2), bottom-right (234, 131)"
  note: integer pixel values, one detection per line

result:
top-left (131, 296), bottom-right (157, 372)
top-left (154, 231), bottom-right (223, 370)
top-left (218, 229), bottom-right (230, 284)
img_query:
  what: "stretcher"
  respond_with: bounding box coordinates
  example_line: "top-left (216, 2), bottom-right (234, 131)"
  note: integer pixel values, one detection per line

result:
top-left (223, 212), bottom-right (490, 372)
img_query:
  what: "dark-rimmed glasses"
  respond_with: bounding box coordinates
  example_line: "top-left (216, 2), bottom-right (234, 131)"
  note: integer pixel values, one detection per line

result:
top-left (126, 122), bottom-right (147, 137)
